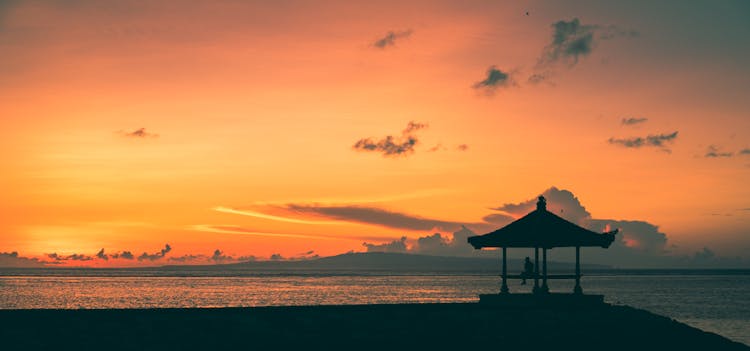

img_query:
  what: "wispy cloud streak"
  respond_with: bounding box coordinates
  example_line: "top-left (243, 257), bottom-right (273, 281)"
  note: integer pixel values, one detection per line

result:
top-left (621, 117), bottom-right (648, 126)
top-left (705, 145), bottom-right (733, 158)
top-left (608, 131), bottom-right (678, 152)
top-left (118, 128), bottom-right (159, 138)
top-left (373, 30), bottom-right (412, 48)
top-left (213, 207), bottom-right (340, 225)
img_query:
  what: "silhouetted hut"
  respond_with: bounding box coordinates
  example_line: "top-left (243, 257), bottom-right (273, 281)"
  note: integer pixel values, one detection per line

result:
top-left (468, 196), bottom-right (617, 294)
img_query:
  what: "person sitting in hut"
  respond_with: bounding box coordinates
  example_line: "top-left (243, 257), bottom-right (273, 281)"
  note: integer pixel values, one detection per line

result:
top-left (521, 257), bottom-right (534, 285)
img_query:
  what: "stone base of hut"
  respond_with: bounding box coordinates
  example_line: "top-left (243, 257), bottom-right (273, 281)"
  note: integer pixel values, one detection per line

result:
top-left (479, 293), bottom-right (605, 307)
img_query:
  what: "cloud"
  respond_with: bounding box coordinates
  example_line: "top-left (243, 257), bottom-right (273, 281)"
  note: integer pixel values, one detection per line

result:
top-left (137, 244), bottom-right (171, 261)
top-left (166, 250), bottom-right (257, 264)
top-left (211, 249), bottom-right (233, 263)
top-left (427, 144), bottom-right (468, 152)
top-left (17, 248), bottom-right (139, 265)
top-left (427, 144), bottom-right (445, 152)
top-left (363, 226), bottom-right (487, 257)
top-left (110, 251), bottom-right (134, 260)
top-left (119, 127), bottom-right (159, 138)
top-left (481, 213), bottom-right (516, 225)
top-left (703, 145), bottom-right (750, 158)
top-left (220, 198), bottom-right (514, 237)
top-left (270, 253), bottom-right (283, 261)
top-left (545, 18), bottom-right (596, 64)
top-left (373, 30), bottom-right (412, 49)
top-left (283, 203), bottom-right (499, 233)
top-left (45, 253), bottom-right (87, 261)
top-left (607, 131), bottom-right (678, 152)
top-left (527, 71), bottom-right (551, 85)
top-left (214, 206), bottom-right (339, 225)
top-left (472, 66), bottom-right (514, 92)
top-left (621, 117), bottom-right (648, 126)
top-left (492, 187), bottom-right (591, 224)
top-left (46, 252), bottom-right (95, 261)
top-left (191, 224), bottom-right (345, 240)
top-left (530, 18), bottom-right (637, 83)
top-left (705, 145), bottom-right (733, 158)
top-left (96, 248), bottom-right (108, 260)
top-left (588, 219), bottom-right (667, 254)
top-left (3, 248), bottom-right (294, 268)
top-left (403, 121), bottom-right (427, 133)
top-left (539, 18), bottom-right (637, 66)
top-left (415, 233), bottom-right (451, 254)
top-left (363, 236), bottom-right (408, 253)
top-left (692, 247), bottom-right (715, 261)
top-left (0, 252), bottom-right (48, 268)
top-left (352, 121), bottom-right (428, 157)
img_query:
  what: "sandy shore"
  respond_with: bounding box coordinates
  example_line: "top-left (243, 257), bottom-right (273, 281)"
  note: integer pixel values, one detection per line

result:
top-left (1, 302), bottom-right (747, 350)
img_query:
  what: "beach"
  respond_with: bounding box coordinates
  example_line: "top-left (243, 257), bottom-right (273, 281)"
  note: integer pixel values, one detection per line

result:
top-left (1, 302), bottom-right (747, 350)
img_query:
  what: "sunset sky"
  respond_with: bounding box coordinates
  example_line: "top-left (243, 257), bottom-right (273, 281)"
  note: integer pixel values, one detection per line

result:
top-left (1, 0), bottom-right (749, 267)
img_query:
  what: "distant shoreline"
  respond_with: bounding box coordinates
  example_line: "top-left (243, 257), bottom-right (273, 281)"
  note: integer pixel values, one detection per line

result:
top-left (1, 252), bottom-right (748, 276)
top-left (1, 302), bottom-right (747, 350)
top-left (1, 267), bottom-right (749, 277)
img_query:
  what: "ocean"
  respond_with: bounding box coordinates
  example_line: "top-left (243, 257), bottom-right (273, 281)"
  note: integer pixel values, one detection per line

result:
top-left (1, 270), bottom-right (748, 346)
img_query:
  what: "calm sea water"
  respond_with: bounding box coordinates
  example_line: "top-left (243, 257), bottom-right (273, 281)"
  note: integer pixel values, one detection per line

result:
top-left (0, 272), bottom-right (748, 346)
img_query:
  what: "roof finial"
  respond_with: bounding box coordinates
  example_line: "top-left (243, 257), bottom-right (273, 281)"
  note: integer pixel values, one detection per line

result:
top-left (537, 196), bottom-right (547, 211)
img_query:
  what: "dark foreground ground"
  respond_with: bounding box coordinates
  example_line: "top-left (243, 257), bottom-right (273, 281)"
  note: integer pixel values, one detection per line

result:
top-left (0, 302), bottom-right (747, 350)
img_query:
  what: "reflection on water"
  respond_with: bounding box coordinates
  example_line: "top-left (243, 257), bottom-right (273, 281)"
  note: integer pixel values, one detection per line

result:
top-left (0, 276), bottom-right (496, 309)
top-left (0, 274), bottom-right (748, 345)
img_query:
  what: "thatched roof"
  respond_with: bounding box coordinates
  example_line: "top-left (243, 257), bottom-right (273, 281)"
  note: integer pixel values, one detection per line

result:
top-left (468, 196), bottom-right (617, 249)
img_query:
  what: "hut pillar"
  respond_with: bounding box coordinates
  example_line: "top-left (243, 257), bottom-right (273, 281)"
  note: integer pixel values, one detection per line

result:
top-left (574, 246), bottom-right (582, 294)
top-left (533, 247), bottom-right (540, 294)
top-left (501, 247), bottom-right (509, 294)
top-left (541, 248), bottom-right (549, 293)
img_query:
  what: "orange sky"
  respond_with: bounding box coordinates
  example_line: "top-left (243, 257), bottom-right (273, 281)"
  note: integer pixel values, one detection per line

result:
top-left (1, 0), bottom-right (749, 267)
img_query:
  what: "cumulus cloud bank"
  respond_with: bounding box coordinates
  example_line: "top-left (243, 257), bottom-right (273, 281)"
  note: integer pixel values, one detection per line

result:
top-left (0, 252), bottom-right (48, 268)
top-left (363, 226), bottom-right (482, 257)
top-left (137, 244), bottom-right (172, 261)
top-left (488, 187), bottom-right (695, 267)
top-left (363, 236), bottom-right (408, 253)
top-left (110, 251), bottom-right (135, 260)
top-left (1, 245), bottom-right (267, 268)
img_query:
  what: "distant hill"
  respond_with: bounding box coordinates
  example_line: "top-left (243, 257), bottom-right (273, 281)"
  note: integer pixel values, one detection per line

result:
top-left (163, 252), bottom-right (610, 274)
